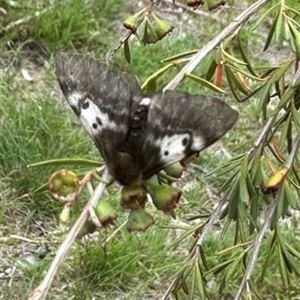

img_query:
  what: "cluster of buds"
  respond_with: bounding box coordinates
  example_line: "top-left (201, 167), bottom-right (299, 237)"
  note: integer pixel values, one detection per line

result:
top-left (49, 158), bottom-right (191, 235)
top-left (123, 11), bottom-right (173, 45)
top-left (122, 161), bottom-right (187, 232)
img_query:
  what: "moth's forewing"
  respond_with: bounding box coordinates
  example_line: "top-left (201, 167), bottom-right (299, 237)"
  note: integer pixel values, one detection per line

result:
top-left (55, 53), bottom-right (142, 165)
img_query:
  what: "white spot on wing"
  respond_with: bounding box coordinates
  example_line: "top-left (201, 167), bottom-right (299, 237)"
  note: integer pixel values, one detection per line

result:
top-left (140, 97), bottom-right (151, 106)
top-left (79, 98), bottom-right (117, 136)
top-left (191, 136), bottom-right (206, 151)
top-left (68, 91), bottom-right (84, 108)
top-left (156, 134), bottom-right (190, 164)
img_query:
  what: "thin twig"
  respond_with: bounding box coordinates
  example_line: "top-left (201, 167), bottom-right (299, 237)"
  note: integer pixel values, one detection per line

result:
top-left (28, 169), bottom-right (110, 300)
top-left (233, 136), bottom-right (300, 300)
top-left (163, 0), bottom-right (271, 91)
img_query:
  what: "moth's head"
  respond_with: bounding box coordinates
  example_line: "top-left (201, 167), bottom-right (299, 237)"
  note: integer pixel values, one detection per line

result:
top-left (111, 152), bottom-right (141, 186)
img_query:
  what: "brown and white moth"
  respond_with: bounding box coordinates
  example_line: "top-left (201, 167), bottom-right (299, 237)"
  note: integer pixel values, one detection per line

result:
top-left (55, 53), bottom-right (238, 185)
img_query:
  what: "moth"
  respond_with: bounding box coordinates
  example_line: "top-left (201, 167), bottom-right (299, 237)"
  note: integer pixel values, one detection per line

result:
top-left (55, 53), bottom-right (238, 185)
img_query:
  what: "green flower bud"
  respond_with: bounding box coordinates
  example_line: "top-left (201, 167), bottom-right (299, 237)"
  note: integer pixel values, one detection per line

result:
top-left (95, 201), bottom-right (117, 227)
top-left (152, 14), bottom-right (174, 40)
top-left (147, 184), bottom-right (182, 214)
top-left (126, 208), bottom-right (154, 232)
top-left (141, 17), bottom-right (159, 44)
top-left (121, 184), bottom-right (147, 209)
top-left (163, 162), bottom-right (185, 179)
top-left (123, 9), bottom-right (145, 32)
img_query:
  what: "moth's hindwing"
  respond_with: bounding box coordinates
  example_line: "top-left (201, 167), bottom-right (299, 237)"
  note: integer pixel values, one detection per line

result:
top-left (139, 91), bottom-right (238, 179)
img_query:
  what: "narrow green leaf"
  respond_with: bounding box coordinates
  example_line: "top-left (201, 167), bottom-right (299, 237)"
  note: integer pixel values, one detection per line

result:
top-left (274, 6), bottom-right (283, 42)
top-left (161, 50), bottom-right (197, 63)
top-left (270, 187), bottom-right (285, 230)
top-left (228, 178), bottom-right (240, 220)
top-left (292, 102), bottom-right (300, 128)
top-left (259, 234), bottom-right (276, 282)
top-left (249, 194), bottom-right (259, 234)
top-left (251, 3), bottom-right (280, 31)
top-left (195, 261), bottom-right (206, 300)
top-left (206, 258), bottom-right (236, 276)
top-left (283, 181), bottom-right (298, 210)
top-left (206, 58), bottom-right (217, 81)
top-left (225, 65), bottom-right (250, 96)
top-left (237, 203), bottom-right (247, 242)
top-left (190, 264), bottom-right (196, 299)
top-left (288, 20), bottom-right (300, 59)
top-left (141, 63), bottom-right (173, 91)
top-left (278, 246), bottom-right (290, 287)
top-left (249, 280), bottom-right (264, 300)
top-left (227, 64), bottom-right (264, 82)
top-left (237, 34), bottom-right (259, 77)
top-left (279, 113), bottom-right (292, 148)
top-left (221, 48), bottom-right (248, 66)
top-left (270, 60), bottom-right (293, 83)
top-left (276, 84), bottom-right (299, 111)
top-left (220, 171), bottom-right (239, 193)
top-left (124, 40), bottom-right (131, 63)
top-left (285, 242), bottom-right (300, 261)
top-left (28, 158), bottom-right (102, 168)
top-left (239, 156), bottom-right (250, 203)
top-left (199, 246), bottom-right (208, 270)
top-left (185, 73), bottom-right (226, 93)
top-left (263, 9), bottom-right (280, 51)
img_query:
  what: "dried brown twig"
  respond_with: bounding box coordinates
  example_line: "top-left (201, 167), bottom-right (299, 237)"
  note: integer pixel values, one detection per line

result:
top-left (28, 169), bottom-right (109, 300)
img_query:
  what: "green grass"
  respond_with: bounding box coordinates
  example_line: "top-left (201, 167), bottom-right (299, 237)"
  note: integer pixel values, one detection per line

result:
top-left (1, 0), bottom-right (300, 299)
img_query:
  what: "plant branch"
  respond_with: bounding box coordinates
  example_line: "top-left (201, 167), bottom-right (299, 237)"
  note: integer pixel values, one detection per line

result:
top-left (233, 201), bottom-right (277, 300)
top-left (28, 169), bottom-right (110, 300)
top-left (106, 0), bottom-right (163, 62)
top-left (233, 136), bottom-right (300, 300)
top-left (163, 0), bottom-right (270, 91)
top-left (162, 194), bottom-right (228, 299)
top-left (248, 114), bottom-right (277, 160)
